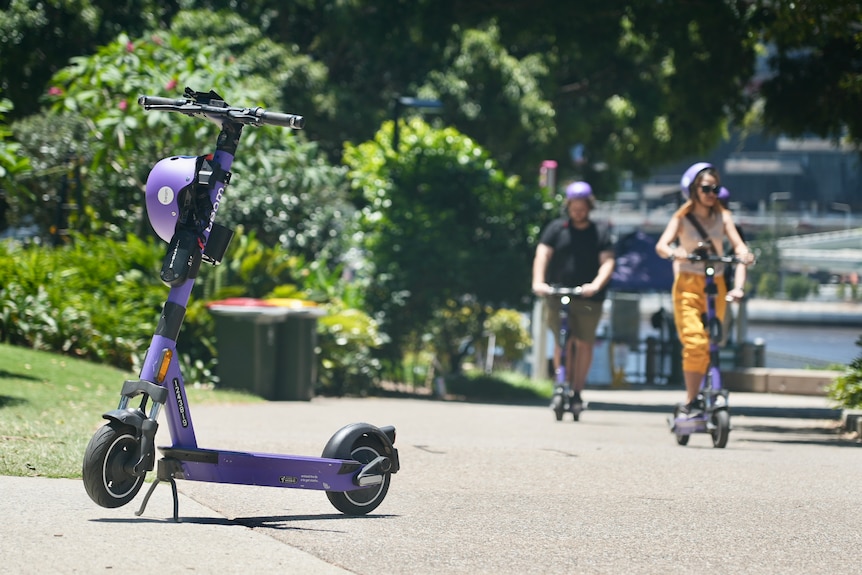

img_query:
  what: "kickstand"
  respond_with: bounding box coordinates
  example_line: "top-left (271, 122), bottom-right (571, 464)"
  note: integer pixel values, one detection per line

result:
top-left (135, 458), bottom-right (181, 522)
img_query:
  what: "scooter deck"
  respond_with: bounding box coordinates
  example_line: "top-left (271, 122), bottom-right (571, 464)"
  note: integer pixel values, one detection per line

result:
top-left (158, 446), bottom-right (362, 491)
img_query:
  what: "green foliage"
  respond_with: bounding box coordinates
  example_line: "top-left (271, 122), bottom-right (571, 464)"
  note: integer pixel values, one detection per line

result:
top-left (8, 112), bottom-right (91, 234)
top-left (749, 228), bottom-right (781, 297)
top-left (206, 228), bottom-right (304, 301)
top-left (444, 369), bottom-right (552, 402)
top-left (33, 10), bottom-right (343, 250)
top-left (826, 336), bottom-right (862, 410)
top-left (757, 272), bottom-right (779, 299)
top-left (0, 230), bottom-right (385, 397)
top-left (0, 234), bottom-right (164, 369)
top-left (0, 0), bottom-right (169, 120)
top-left (344, 118), bottom-right (539, 372)
top-left (423, 23), bottom-right (556, 179)
top-left (485, 308), bottom-right (532, 365)
top-left (317, 307), bottom-right (384, 397)
top-left (425, 298), bottom-right (489, 375)
top-left (43, 30), bottom-right (233, 236)
top-left (784, 274), bottom-right (817, 301)
top-left (0, 98), bottom-right (32, 230)
top-left (754, 0), bottom-right (862, 143)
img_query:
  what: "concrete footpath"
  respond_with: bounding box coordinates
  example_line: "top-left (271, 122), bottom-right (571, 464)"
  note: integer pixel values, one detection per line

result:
top-left (1, 389), bottom-right (859, 575)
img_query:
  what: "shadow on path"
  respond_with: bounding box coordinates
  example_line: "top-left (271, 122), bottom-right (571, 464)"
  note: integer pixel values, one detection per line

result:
top-left (587, 401), bottom-right (842, 421)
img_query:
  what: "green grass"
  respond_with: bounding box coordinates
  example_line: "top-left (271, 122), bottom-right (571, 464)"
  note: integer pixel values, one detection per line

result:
top-left (0, 343), bottom-right (261, 479)
top-left (444, 369), bottom-right (554, 402)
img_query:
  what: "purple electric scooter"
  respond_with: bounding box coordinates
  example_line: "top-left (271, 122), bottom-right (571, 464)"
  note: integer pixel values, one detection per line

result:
top-left (82, 88), bottom-right (399, 520)
top-left (547, 286), bottom-right (584, 422)
top-left (668, 245), bottom-right (748, 448)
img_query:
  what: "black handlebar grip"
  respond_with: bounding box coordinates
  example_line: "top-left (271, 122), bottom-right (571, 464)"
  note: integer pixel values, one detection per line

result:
top-left (256, 110), bottom-right (305, 129)
top-left (138, 95), bottom-right (189, 107)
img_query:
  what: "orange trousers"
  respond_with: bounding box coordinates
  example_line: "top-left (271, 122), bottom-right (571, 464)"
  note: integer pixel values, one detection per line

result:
top-left (672, 272), bottom-right (728, 373)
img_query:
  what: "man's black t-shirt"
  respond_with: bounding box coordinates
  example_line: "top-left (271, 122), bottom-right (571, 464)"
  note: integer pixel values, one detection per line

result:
top-left (539, 218), bottom-right (614, 301)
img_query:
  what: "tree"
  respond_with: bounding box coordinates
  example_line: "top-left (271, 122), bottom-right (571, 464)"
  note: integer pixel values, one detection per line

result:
top-left (752, 0), bottom-right (862, 144)
top-left (344, 118), bottom-right (542, 372)
top-left (0, 98), bottom-right (31, 231)
top-left (27, 9), bottom-right (351, 269)
top-left (141, 1), bottom-right (758, 191)
top-left (0, 0), bottom-right (173, 119)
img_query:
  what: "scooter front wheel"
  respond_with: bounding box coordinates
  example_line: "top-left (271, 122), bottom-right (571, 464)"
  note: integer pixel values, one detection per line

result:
top-left (711, 409), bottom-right (730, 448)
top-left (323, 434), bottom-right (391, 515)
top-left (82, 420), bottom-right (146, 508)
top-left (672, 407), bottom-right (690, 446)
top-left (551, 394), bottom-right (565, 421)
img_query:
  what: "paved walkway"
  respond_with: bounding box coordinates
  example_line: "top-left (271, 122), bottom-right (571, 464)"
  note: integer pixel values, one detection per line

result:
top-left (2, 389), bottom-right (858, 574)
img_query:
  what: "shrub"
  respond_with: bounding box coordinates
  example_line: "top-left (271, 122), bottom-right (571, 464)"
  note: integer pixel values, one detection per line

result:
top-left (444, 370), bottom-right (552, 401)
top-left (827, 336), bottom-right (862, 410)
top-left (484, 308), bottom-right (532, 368)
top-left (757, 272), bottom-right (779, 298)
top-left (316, 307), bottom-right (384, 396)
top-left (784, 275), bottom-right (815, 301)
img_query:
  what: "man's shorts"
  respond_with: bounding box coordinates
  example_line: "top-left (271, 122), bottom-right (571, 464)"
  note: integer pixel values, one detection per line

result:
top-left (545, 296), bottom-right (604, 344)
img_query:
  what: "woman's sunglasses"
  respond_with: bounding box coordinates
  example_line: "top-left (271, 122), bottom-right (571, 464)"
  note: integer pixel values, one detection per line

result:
top-left (699, 184), bottom-right (720, 195)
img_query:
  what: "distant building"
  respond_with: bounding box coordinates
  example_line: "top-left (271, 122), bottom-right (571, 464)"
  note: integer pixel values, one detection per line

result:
top-left (639, 132), bottom-right (862, 213)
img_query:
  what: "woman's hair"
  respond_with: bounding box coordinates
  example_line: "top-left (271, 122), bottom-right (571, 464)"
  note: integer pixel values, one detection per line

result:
top-left (673, 167), bottom-right (726, 219)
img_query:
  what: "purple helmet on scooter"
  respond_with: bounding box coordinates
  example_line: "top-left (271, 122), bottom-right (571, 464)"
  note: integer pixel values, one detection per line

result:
top-left (145, 156), bottom-right (198, 242)
top-left (565, 181), bottom-right (594, 203)
top-left (680, 162), bottom-right (713, 200)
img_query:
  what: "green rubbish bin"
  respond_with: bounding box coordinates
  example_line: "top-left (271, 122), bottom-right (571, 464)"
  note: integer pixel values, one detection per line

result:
top-left (207, 298), bottom-right (324, 401)
top-left (267, 298), bottom-right (325, 401)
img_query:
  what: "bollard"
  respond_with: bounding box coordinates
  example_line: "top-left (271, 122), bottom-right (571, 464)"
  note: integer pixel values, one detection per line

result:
top-left (645, 336), bottom-right (657, 384)
top-left (753, 337), bottom-right (766, 367)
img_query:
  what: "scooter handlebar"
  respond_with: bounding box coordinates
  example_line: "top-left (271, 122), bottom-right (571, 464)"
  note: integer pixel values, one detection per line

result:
top-left (138, 95), bottom-right (189, 107)
top-left (547, 286), bottom-right (583, 296)
top-left (685, 252), bottom-right (751, 265)
top-left (138, 95), bottom-right (305, 129)
top-left (252, 109), bottom-right (305, 129)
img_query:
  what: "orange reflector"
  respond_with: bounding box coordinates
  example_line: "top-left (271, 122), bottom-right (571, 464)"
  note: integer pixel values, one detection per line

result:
top-left (156, 349), bottom-right (173, 383)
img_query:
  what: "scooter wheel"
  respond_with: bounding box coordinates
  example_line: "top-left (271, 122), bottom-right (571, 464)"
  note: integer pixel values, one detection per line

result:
top-left (711, 409), bottom-right (730, 448)
top-left (323, 434), bottom-right (391, 515)
top-left (82, 420), bottom-right (146, 508)
top-left (672, 407), bottom-right (689, 446)
top-left (551, 395), bottom-right (565, 421)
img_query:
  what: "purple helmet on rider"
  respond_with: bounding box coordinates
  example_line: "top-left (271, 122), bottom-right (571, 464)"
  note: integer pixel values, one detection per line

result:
top-left (680, 162), bottom-right (713, 200)
top-left (565, 181), bottom-right (594, 203)
top-left (145, 156), bottom-right (198, 242)
top-left (718, 186), bottom-right (730, 202)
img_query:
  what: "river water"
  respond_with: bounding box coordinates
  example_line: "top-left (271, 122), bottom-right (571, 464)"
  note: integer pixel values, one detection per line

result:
top-left (746, 323), bottom-right (860, 368)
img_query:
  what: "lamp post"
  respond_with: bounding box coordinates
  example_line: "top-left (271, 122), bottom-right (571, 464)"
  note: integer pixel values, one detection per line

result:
top-left (392, 96), bottom-right (443, 151)
top-left (832, 202), bottom-right (851, 230)
top-left (769, 191), bottom-right (791, 234)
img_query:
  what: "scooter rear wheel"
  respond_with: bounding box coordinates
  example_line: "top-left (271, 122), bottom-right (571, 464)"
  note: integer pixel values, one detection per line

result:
top-left (82, 420), bottom-right (146, 508)
top-left (711, 409), bottom-right (730, 448)
top-left (323, 434), bottom-right (391, 515)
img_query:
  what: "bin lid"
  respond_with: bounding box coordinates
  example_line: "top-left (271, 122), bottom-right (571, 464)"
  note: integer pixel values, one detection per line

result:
top-left (264, 298), bottom-right (326, 317)
top-left (208, 297), bottom-right (272, 307)
top-left (207, 297), bottom-right (325, 319)
top-left (207, 297), bottom-right (289, 321)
